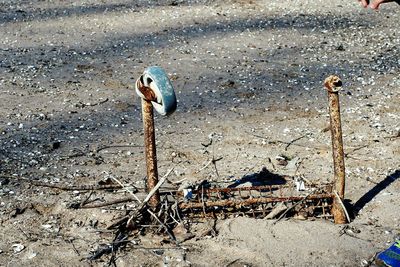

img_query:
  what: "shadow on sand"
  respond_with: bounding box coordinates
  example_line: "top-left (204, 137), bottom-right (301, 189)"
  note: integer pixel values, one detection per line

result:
top-left (352, 170), bottom-right (400, 215)
top-left (228, 167), bottom-right (286, 188)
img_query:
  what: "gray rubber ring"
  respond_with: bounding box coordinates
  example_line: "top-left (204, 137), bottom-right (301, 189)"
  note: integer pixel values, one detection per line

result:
top-left (135, 66), bottom-right (177, 116)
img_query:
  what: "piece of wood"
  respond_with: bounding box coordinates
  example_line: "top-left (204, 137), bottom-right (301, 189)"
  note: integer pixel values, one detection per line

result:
top-left (3, 175), bottom-right (131, 191)
top-left (147, 209), bottom-right (177, 244)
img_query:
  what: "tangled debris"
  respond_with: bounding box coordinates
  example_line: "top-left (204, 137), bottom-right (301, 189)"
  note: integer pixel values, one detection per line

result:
top-left (14, 166), bottom-right (337, 262)
top-left (1, 0), bottom-right (399, 266)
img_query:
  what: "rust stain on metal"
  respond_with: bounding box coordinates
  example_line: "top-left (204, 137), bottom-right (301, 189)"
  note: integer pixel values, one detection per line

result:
top-left (185, 183), bottom-right (333, 196)
top-left (142, 98), bottom-right (160, 208)
top-left (137, 78), bottom-right (157, 101)
top-left (179, 194), bottom-right (334, 209)
top-left (324, 75), bottom-right (347, 224)
top-left (177, 180), bottom-right (334, 220)
top-left (191, 184), bottom-right (291, 194)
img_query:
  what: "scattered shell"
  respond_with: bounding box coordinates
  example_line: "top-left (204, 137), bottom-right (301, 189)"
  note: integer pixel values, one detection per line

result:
top-left (361, 259), bottom-right (370, 267)
top-left (27, 252), bottom-right (37, 259)
top-left (12, 244), bottom-right (25, 253)
top-left (41, 224), bottom-right (52, 230)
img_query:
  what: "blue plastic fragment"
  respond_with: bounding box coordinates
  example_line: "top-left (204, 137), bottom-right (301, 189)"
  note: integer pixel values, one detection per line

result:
top-left (376, 240), bottom-right (400, 267)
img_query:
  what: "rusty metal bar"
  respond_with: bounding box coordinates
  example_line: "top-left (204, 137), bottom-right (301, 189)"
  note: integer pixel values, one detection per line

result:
top-left (324, 75), bottom-right (347, 224)
top-left (142, 99), bottom-right (160, 208)
top-left (138, 79), bottom-right (160, 209)
top-left (201, 185), bottom-right (282, 194)
top-left (187, 183), bottom-right (332, 196)
top-left (179, 193), bottom-right (334, 209)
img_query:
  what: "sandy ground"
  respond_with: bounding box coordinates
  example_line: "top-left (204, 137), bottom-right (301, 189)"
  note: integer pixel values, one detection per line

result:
top-left (0, 0), bottom-right (399, 266)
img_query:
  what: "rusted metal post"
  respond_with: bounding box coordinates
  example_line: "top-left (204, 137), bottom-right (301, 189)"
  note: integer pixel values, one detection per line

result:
top-left (138, 80), bottom-right (160, 209)
top-left (135, 67), bottom-right (177, 209)
top-left (324, 75), bottom-right (347, 224)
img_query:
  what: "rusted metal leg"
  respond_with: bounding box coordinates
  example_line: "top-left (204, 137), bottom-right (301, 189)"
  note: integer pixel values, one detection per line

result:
top-left (135, 67), bottom-right (177, 210)
top-left (324, 75), bottom-right (347, 224)
top-left (139, 83), bottom-right (160, 209)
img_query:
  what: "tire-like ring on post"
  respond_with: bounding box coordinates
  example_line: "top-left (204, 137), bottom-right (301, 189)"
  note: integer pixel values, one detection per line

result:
top-left (135, 66), bottom-right (177, 116)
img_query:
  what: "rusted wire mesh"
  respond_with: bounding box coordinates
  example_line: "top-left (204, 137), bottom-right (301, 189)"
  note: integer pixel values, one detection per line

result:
top-left (176, 179), bottom-right (334, 220)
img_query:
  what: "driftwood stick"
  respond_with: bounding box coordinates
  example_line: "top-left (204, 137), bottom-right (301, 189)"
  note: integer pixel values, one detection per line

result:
top-left (88, 233), bottom-right (129, 260)
top-left (128, 246), bottom-right (184, 250)
top-left (95, 144), bottom-right (141, 153)
top-left (273, 192), bottom-right (312, 225)
top-left (2, 175), bottom-right (131, 191)
top-left (79, 191), bottom-right (94, 207)
top-left (78, 98), bottom-right (109, 108)
top-left (144, 168), bottom-right (174, 204)
top-left (147, 209), bottom-right (177, 244)
top-left (107, 215), bottom-right (130, 230)
top-left (121, 168), bottom-right (173, 230)
top-left (77, 197), bottom-right (137, 209)
top-left (285, 135), bottom-right (307, 151)
top-left (196, 159), bottom-right (213, 173)
top-left (110, 176), bottom-right (141, 203)
top-left (249, 133), bottom-right (315, 150)
top-left (333, 190), bottom-right (350, 223)
top-left (65, 239), bottom-right (81, 256)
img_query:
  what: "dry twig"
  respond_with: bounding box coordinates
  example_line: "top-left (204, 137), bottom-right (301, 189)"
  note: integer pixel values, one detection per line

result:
top-left (110, 175), bottom-right (141, 203)
top-left (284, 135), bottom-right (307, 151)
top-left (3, 175), bottom-right (130, 191)
top-left (71, 196), bottom-right (137, 209)
top-left (333, 190), bottom-right (350, 223)
top-left (108, 168), bottom-right (174, 230)
top-left (273, 192), bottom-right (313, 225)
top-left (147, 209), bottom-right (177, 244)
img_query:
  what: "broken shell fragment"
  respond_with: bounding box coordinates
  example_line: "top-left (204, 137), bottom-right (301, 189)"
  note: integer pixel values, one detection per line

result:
top-left (12, 243), bottom-right (25, 253)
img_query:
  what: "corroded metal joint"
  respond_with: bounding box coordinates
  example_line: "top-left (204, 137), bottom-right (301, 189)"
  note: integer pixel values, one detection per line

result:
top-left (136, 77), bottom-right (157, 102)
top-left (324, 75), bottom-right (343, 93)
top-left (135, 66), bottom-right (177, 116)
